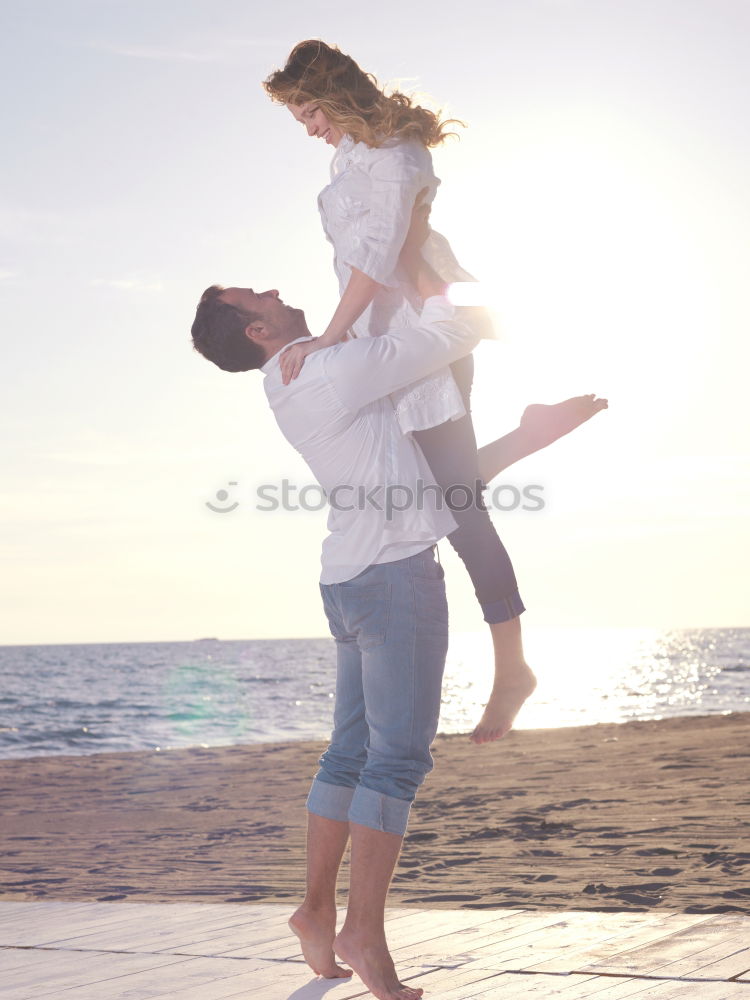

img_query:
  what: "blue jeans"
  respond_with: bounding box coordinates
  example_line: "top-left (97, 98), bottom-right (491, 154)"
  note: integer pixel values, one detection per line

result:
top-left (308, 546), bottom-right (449, 836)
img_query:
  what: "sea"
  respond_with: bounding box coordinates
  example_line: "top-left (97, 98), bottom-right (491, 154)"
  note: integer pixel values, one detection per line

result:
top-left (0, 627), bottom-right (747, 760)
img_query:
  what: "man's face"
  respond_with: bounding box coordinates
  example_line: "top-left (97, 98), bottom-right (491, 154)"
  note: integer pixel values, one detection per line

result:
top-left (286, 101), bottom-right (344, 147)
top-left (219, 287), bottom-right (308, 346)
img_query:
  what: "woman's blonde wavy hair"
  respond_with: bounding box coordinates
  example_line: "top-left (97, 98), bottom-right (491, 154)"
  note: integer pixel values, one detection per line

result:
top-left (263, 40), bottom-right (463, 149)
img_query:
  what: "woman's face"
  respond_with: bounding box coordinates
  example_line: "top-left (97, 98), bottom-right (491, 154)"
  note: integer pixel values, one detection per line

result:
top-left (287, 101), bottom-right (344, 147)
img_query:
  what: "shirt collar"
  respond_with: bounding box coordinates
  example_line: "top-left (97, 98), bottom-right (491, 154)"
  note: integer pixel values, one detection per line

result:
top-left (261, 336), bottom-right (312, 375)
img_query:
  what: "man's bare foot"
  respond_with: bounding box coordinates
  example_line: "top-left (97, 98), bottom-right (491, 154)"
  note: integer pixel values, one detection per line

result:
top-left (520, 394), bottom-right (608, 447)
top-left (288, 905), bottom-right (352, 979)
top-left (470, 662), bottom-right (537, 744)
top-left (334, 926), bottom-right (423, 1000)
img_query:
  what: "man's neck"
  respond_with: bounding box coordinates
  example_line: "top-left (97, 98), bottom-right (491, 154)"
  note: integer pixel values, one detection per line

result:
top-left (263, 332), bottom-right (312, 366)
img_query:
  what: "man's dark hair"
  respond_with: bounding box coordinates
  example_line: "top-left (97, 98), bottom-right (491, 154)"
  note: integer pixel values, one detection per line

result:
top-left (191, 286), bottom-right (266, 372)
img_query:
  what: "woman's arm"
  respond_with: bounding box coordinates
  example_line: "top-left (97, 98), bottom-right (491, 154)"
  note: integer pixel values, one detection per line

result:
top-left (278, 267), bottom-right (381, 385)
top-left (279, 144), bottom-right (433, 385)
top-left (399, 204), bottom-right (447, 301)
top-left (321, 267), bottom-right (382, 342)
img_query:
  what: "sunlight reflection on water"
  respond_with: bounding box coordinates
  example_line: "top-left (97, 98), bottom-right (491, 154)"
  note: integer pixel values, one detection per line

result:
top-left (439, 626), bottom-right (748, 734)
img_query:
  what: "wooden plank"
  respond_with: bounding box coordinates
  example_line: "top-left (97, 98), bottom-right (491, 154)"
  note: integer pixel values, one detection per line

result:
top-left (27, 955), bottom-right (266, 1000)
top-left (0, 901), bottom-right (288, 944)
top-left (384, 906), bottom-right (522, 941)
top-left (0, 947), bottom-right (55, 973)
top-left (502, 972), bottom-right (750, 999)
top-left (655, 932), bottom-right (750, 980)
top-left (30, 903), bottom-right (407, 960)
top-left (150, 960), bottom-right (435, 1000)
top-left (529, 974), bottom-right (637, 998)
top-left (578, 915), bottom-right (750, 979)
top-left (529, 913), bottom-right (715, 974)
top-left (142, 960), bottom-right (321, 1000)
top-left (249, 962), bottom-right (430, 1000)
top-left (216, 905), bottom-right (489, 962)
top-left (465, 911), bottom-right (645, 965)
top-left (463, 912), bottom-right (720, 976)
top-left (611, 983), bottom-right (750, 999)
top-left (2, 902), bottom-right (240, 949)
top-left (402, 964), bottom-right (515, 995)
top-left (152, 909), bottom-right (297, 955)
top-left (3, 902), bottom-right (750, 1000)
top-left (0, 900), bottom-right (94, 925)
top-left (0, 907), bottom-right (146, 947)
top-left (108, 911), bottom-right (292, 956)
top-left (421, 970), bottom-right (598, 999)
top-left (1, 950), bottom-right (191, 997)
top-left (41, 908), bottom-right (270, 954)
top-left (234, 907), bottom-right (518, 964)
top-left (467, 977), bottom-right (675, 999)
top-left (388, 911), bottom-right (588, 969)
top-left (0, 948), bottom-right (67, 976)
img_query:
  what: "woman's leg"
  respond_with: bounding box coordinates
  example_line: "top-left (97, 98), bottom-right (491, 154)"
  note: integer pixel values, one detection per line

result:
top-left (412, 355), bottom-right (536, 743)
top-left (477, 395), bottom-right (608, 483)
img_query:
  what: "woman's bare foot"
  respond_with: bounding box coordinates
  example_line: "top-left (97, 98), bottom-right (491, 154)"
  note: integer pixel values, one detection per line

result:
top-left (288, 905), bottom-right (352, 979)
top-left (520, 394), bottom-right (608, 447)
top-left (470, 662), bottom-right (537, 744)
top-left (334, 926), bottom-right (423, 1000)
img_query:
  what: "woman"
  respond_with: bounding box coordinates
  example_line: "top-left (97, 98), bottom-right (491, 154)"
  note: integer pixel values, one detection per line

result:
top-left (263, 40), bottom-right (605, 745)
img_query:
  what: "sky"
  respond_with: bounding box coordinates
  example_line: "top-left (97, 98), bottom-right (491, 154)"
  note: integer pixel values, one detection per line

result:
top-left (1, 0), bottom-right (748, 644)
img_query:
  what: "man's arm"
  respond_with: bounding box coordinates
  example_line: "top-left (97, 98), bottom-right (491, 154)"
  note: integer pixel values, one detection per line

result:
top-left (323, 203), bottom-right (478, 412)
top-left (324, 295), bottom-right (478, 413)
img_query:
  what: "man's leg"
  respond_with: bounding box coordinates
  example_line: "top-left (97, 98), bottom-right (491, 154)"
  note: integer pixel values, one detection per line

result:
top-left (289, 586), bottom-right (369, 979)
top-left (288, 813), bottom-right (352, 978)
top-left (334, 547), bottom-right (448, 1000)
top-left (335, 824), bottom-right (422, 1000)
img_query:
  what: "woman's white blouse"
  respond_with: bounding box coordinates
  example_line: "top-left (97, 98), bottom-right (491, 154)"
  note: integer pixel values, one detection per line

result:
top-left (318, 134), bottom-right (472, 433)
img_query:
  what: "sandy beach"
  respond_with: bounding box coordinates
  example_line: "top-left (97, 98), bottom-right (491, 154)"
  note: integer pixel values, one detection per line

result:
top-left (1, 713), bottom-right (748, 914)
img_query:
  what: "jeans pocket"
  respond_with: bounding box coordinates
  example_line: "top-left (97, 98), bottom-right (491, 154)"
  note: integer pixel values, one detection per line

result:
top-left (411, 549), bottom-right (445, 581)
top-left (414, 576), bottom-right (449, 642)
top-left (320, 584), bottom-right (348, 642)
top-left (340, 582), bottom-right (391, 651)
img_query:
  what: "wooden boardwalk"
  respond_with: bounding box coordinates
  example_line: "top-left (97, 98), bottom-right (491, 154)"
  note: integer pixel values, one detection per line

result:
top-left (1, 900), bottom-right (749, 998)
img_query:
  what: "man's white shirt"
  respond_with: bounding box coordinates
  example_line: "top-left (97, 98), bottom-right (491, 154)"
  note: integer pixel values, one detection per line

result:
top-left (262, 296), bottom-right (480, 584)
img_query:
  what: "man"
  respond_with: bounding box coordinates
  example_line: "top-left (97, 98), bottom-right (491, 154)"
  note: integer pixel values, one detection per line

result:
top-left (191, 206), bottom-right (473, 1000)
top-left (190, 206), bottom-right (606, 998)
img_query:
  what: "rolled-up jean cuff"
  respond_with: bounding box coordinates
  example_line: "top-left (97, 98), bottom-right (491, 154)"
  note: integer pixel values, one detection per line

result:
top-left (348, 784), bottom-right (413, 836)
top-left (482, 589), bottom-right (526, 625)
top-left (306, 777), bottom-right (355, 823)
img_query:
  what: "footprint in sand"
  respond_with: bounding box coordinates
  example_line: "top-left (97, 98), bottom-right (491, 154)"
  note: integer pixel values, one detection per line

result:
top-left (686, 903), bottom-right (749, 914)
top-left (405, 893), bottom-right (482, 903)
top-left (583, 882), bottom-right (670, 907)
top-left (635, 847), bottom-right (681, 856)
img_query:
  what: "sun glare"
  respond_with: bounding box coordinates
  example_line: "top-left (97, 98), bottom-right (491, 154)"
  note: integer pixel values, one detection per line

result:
top-left (444, 110), bottom-right (720, 416)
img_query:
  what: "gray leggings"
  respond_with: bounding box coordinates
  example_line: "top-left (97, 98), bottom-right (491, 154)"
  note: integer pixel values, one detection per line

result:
top-left (413, 354), bottom-right (525, 624)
